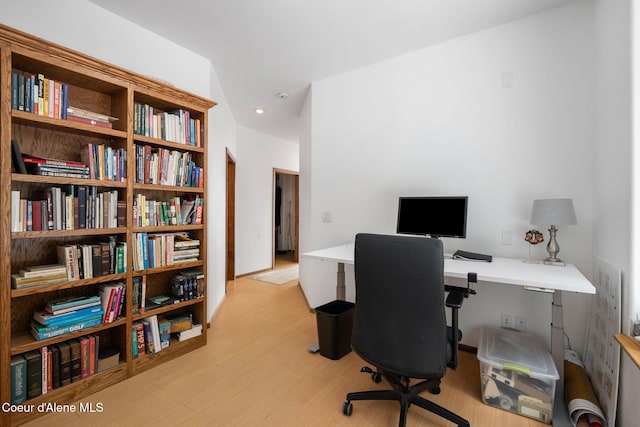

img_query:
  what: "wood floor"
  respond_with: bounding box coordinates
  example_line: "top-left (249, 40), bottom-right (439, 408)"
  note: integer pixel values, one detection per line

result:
top-left (26, 262), bottom-right (548, 427)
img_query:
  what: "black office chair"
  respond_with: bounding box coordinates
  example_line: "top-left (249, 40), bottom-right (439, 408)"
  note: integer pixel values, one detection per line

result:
top-left (342, 233), bottom-right (470, 427)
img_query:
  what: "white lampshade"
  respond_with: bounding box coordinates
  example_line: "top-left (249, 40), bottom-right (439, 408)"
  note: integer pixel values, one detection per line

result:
top-left (530, 199), bottom-right (577, 226)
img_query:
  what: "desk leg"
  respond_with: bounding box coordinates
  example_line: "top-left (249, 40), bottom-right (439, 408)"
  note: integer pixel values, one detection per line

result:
top-left (551, 290), bottom-right (572, 426)
top-left (337, 262), bottom-right (346, 300)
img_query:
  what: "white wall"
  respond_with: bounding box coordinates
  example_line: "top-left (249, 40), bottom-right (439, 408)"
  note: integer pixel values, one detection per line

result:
top-left (0, 0), bottom-right (237, 323)
top-left (235, 126), bottom-right (299, 275)
top-left (593, 0), bottom-right (638, 425)
top-left (300, 1), bottom-right (595, 350)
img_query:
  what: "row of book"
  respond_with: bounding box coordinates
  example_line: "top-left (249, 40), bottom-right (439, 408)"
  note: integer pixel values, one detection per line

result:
top-left (11, 71), bottom-right (120, 131)
top-left (132, 313), bottom-right (202, 358)
top-left (10, 337), bottom-right (119, 404)
top-left (135, 144), bottom-right (204, 188)
top-left (170, 271), bottom-right (205, 301)
top-left (80, 143), bottom-right (127, 182)
top-left (134, 102), bottom-right (204, 147)
top-left (10, 186), bottom-right (125, 232)
top-left (132, 232), bottom-right (200, 271)
top-left (57, 238), bottom-right (126, 282)
top-left (11, 71), bottom-right (68, 119)
top-left (133, 194), bottom-right (203, 227)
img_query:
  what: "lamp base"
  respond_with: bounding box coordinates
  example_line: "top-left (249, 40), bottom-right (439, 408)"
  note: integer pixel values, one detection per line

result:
top-left (543, 258), bottom-right (566, 266)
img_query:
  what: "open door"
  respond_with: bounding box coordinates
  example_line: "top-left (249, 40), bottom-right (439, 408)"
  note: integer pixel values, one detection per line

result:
top-left (273, 168), bottom-right (299, 267)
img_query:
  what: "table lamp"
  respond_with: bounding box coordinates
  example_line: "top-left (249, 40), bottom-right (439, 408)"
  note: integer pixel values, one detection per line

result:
top-left (530, 198), bottom-right (577, 266)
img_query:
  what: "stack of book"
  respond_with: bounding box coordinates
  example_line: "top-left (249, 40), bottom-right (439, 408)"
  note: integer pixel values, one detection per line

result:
top-left (31, 296), bottom-right (103, 340)
top-left (134, 144), bottom-right (203, 188)
top-left (66, 106), bottom-right (117, 129)
top-left (23, 155), bottom-right (89, 179)
top-left (173, 234), bottom-right (200, 263)
top-left (11, 264), bottom-right (67, 290)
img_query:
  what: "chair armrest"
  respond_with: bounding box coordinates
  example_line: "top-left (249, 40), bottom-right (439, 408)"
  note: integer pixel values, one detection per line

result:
top-left (446, 291), bottom-right (465, 309)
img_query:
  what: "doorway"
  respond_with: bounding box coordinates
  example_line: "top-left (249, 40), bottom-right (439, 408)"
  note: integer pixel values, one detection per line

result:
top-left (226, 149), bottom-right (236, 293)
top-left (273, 169), bottom-right (299, 269)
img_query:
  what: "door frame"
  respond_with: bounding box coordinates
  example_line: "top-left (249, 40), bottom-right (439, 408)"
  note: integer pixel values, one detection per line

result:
top-left (226, 148), bottom-right (236, 291)
top-left (273, 168), bottom-right (299, 268)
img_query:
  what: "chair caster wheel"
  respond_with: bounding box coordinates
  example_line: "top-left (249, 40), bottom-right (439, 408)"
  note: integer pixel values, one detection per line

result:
top-left (360, 366), bottom-right (373, 373)
top-left (431, 385), bottom-right (441, 395)
top-left (371, 372), bottom-right (382, 383)
top-left (342, 401), bottom-right (353, 416)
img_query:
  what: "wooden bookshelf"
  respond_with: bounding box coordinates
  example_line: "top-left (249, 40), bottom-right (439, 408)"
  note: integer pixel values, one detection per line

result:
top-left (0, 24), bottom-right (215, 426)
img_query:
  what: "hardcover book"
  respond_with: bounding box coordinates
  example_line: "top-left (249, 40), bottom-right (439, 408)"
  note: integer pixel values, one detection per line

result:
top-left (69, 339), bottom-right (81, 383)
top-left (23, 350), bottom-right (42, 399)
top-left (11, 355), bottom-right (27, 404)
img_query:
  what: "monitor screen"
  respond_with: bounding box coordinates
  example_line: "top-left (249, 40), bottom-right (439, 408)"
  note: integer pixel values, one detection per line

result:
top-left (396, 196), bottom-right (468, 238)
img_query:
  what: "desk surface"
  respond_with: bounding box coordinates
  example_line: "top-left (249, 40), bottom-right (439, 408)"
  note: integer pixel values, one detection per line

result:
top-left (302, 243), bottom-right (595, 295)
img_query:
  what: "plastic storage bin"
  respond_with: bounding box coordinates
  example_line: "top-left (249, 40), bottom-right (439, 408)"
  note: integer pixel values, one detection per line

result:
top-left (315, 300), bottom-right (355, 360)
top-left (477, 326), bottom-right (559, 424)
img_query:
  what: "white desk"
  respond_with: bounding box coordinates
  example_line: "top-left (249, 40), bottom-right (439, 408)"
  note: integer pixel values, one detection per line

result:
top-left (302, 243), bottom-right (595, 425)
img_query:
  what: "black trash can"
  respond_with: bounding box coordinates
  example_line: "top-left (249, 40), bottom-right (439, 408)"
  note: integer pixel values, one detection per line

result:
top-left (315, 300), bottom-right (355, 360)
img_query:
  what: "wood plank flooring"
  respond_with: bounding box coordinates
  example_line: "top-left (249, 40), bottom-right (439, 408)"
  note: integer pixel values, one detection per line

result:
top-left (26, 262), bottom-right (549, 426)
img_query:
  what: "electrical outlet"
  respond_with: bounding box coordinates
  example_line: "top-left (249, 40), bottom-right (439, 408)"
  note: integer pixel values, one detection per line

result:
top-left (501, 313), bottom-right (513, 329)
top-left (515, 315), bottom-right (527, 331)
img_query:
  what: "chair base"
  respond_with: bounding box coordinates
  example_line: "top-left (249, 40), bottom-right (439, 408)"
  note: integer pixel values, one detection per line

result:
top-left (343, 369), bottom-right (470, 427)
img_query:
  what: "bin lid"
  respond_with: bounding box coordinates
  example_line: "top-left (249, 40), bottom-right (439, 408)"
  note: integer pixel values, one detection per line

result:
top-left (477, 326), bottom-right (559, 380)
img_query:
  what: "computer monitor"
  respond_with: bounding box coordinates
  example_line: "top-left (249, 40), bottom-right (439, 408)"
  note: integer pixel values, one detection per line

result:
top-left (396, 196), bottom-right (468, 238)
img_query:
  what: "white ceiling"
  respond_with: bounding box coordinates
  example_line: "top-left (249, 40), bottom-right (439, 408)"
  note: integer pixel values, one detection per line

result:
top-left (90, 0), bottom-right (579, 142)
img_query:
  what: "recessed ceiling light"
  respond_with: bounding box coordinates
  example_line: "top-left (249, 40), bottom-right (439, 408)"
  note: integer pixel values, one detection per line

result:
top-left (255, 108), bottom-right (265, 114)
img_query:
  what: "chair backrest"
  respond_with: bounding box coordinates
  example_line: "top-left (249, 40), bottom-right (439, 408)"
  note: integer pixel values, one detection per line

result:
top-left (352, 233), bottom-right (448, 379)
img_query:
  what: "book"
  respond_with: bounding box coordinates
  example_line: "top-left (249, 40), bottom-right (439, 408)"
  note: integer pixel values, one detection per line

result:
top-left (11, 355), bottom-right (27, 404)
top-left (11, 273), bottom-right (67, 289)
top-left (41, 346), bottom-right (48, 395)
top-left (24, 350), bottom-right (42, 399)
top-left (11, 139), bottom-right (27, 174)
top-left (133, 321), bottom-right (146, 357)
top-left (158, 317), bottom-right (171, 349)
top-left (66, 114), bottom-right (113, 129)
top-left (30, 315), bottom-right (103, 340)
top-left (46, 295), bottom-right (101, 313)
top-left (57, 341), bottom-right (71, 386)
top-left (79, 336), bottom-right (90, 379)
top-left (177, 323), bottom-right (203, 342)
top-left (20, 264), bottom-right (67, 278)
top-left (33, 305), bottom-right (104, 326)
top-left (69, 339), bottom-right (81, 382)
top-left (143, 315), bottom-right (162, 354)
top-left (97, 347), bottom-right (119, 373)
top-left (51, 344), bottom-right (61, 389)
top-left (142, 320), bottom-right (154, 354)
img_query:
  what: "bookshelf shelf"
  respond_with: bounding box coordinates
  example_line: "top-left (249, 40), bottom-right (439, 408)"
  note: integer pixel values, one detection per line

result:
top-left (11, 173), bottom-right (128, 188)
top-left (133, 134), bottom-right (205, 154)
top-left (133, 183), bottom-right (205, 194)
top-left (11, 227), bottom-right (127, 240)
top-left (10, 318), bottom-right (128, 355)
top-left (12, 110), bottom-right (127, 139)
top-left (11, 273), bottom-right (128, 298)
top-left (132, 297), bottom-right (205, 321)
top-left (1, 23), bottom-right (215, 425)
